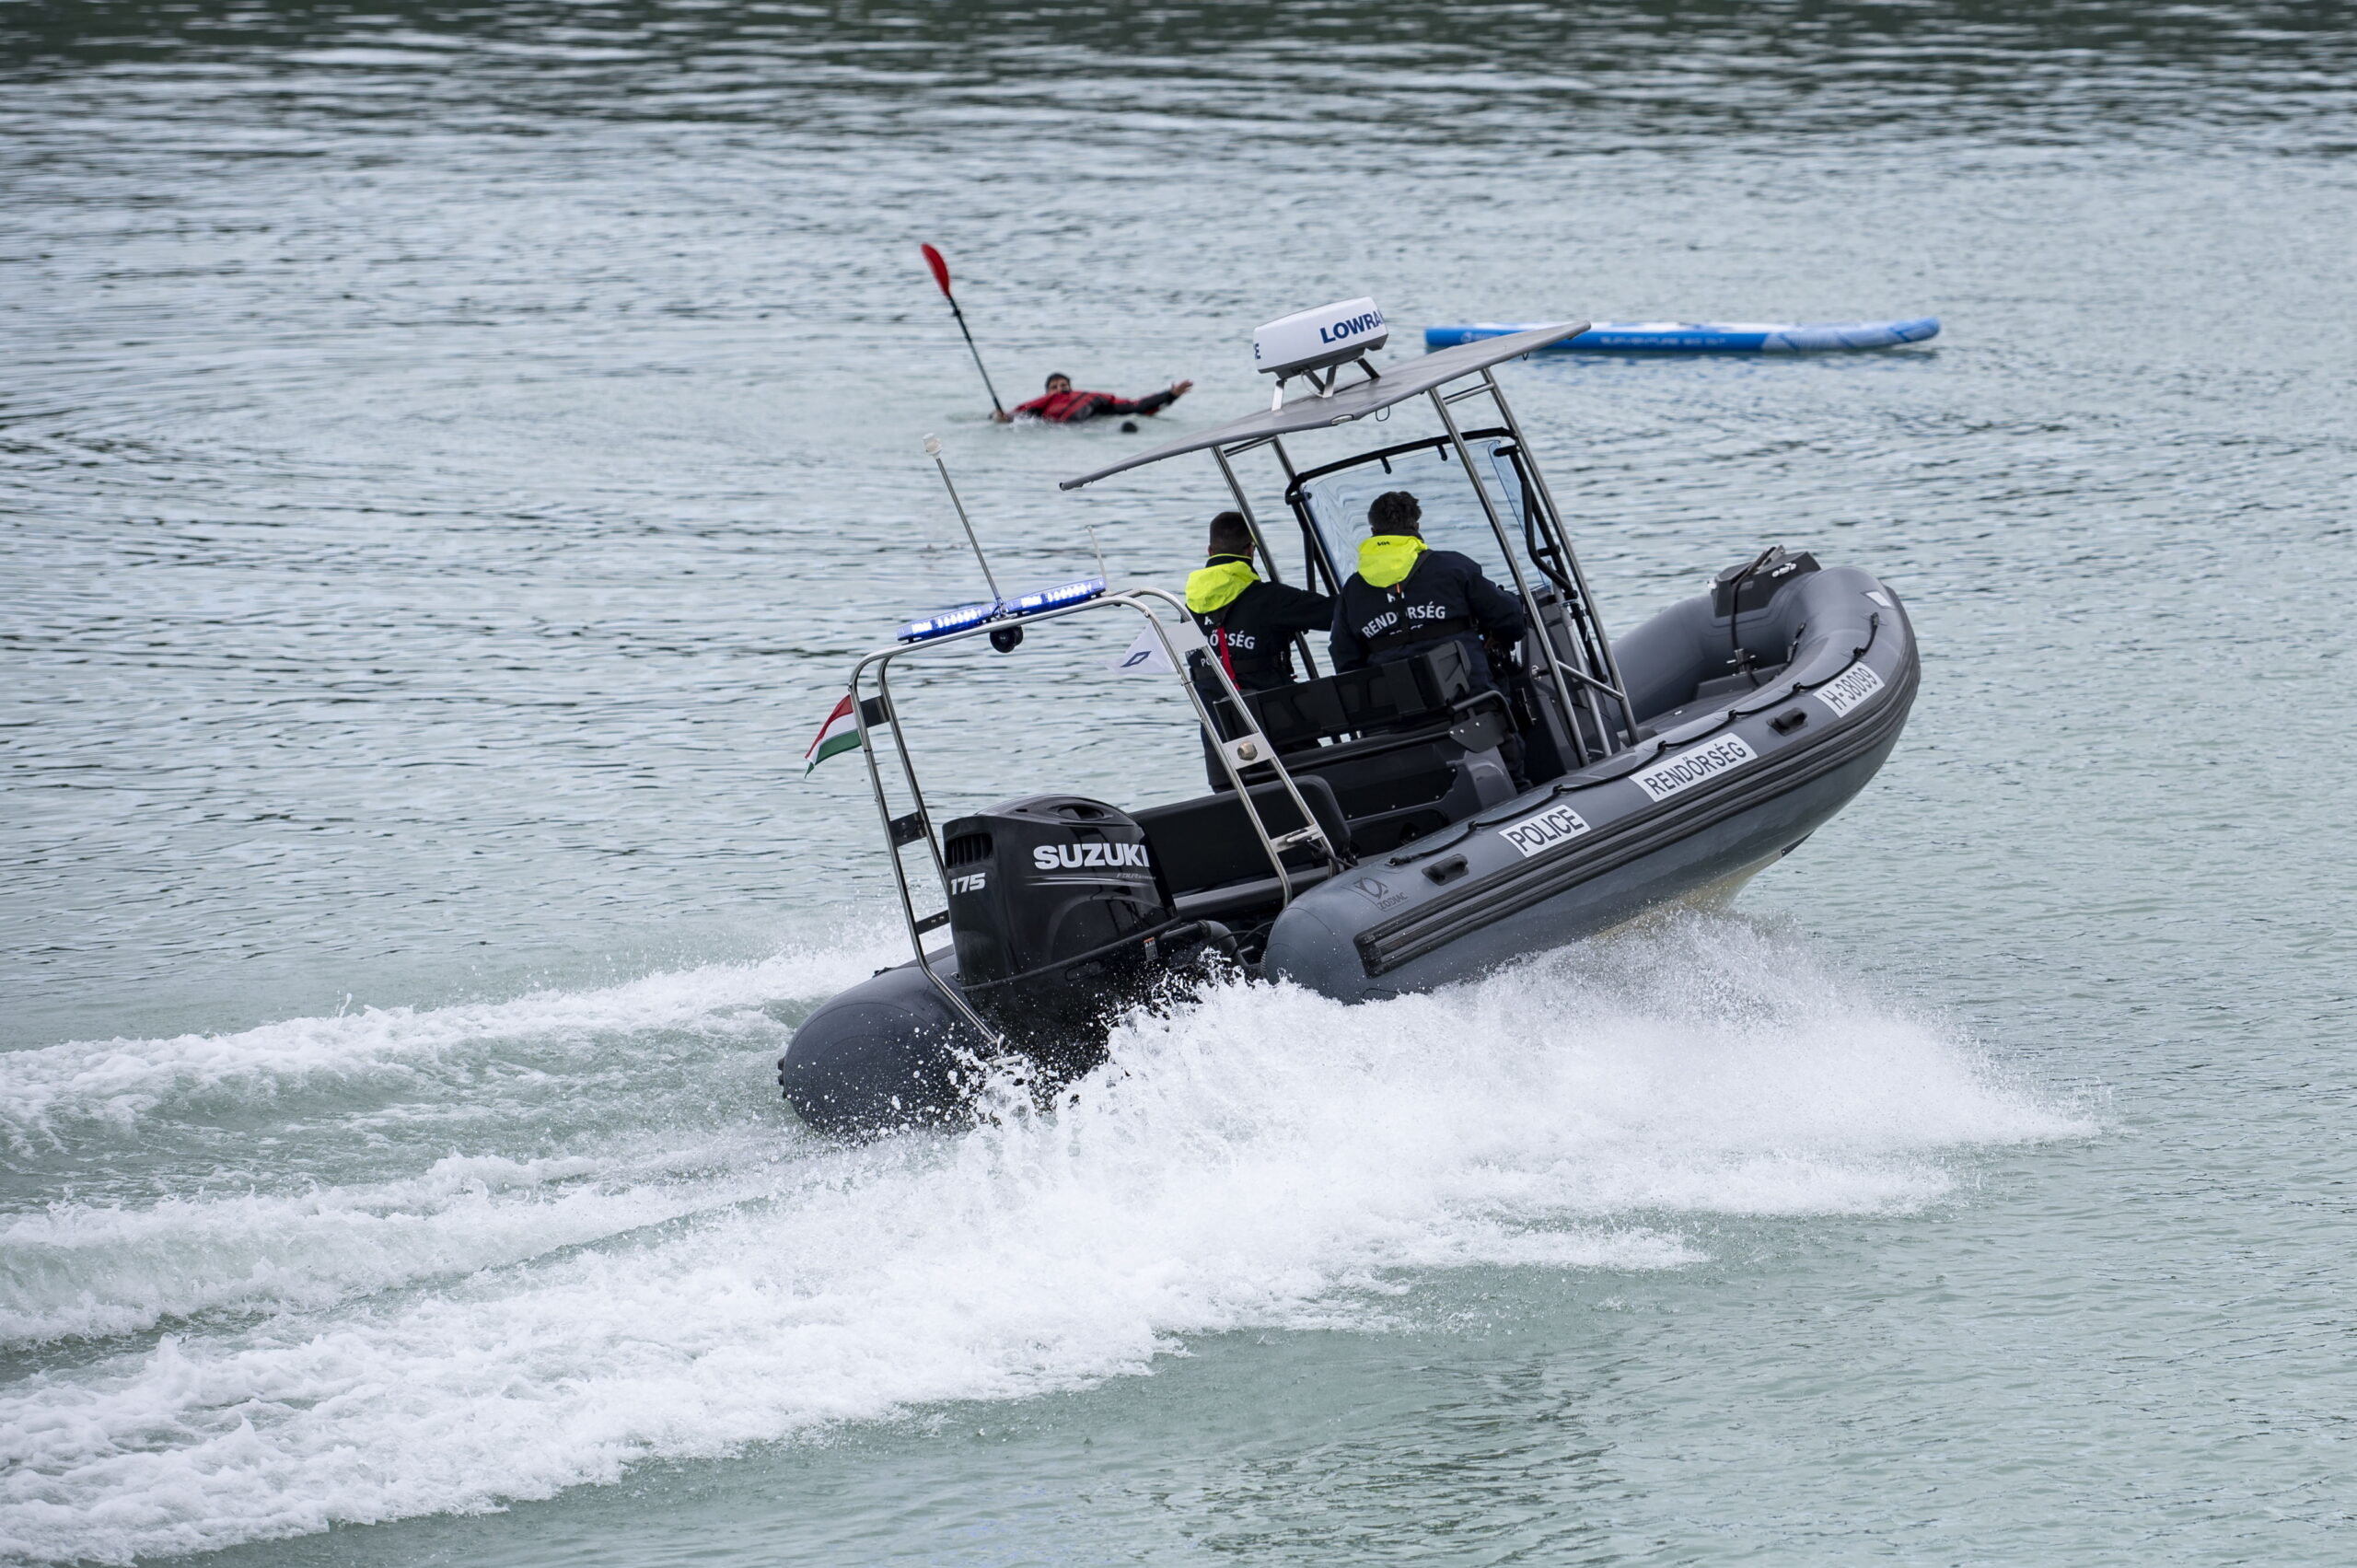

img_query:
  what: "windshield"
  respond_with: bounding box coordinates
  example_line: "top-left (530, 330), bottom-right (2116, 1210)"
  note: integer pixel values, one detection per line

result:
top-left (1295, 435), bottom-right (1529, 588)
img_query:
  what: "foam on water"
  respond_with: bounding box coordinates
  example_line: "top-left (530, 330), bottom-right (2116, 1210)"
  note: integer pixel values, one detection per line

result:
top-left (0, 1145), bottom-right (773, 1346)
top-left (0, 935), bottom-right (892, 1151)
top-left (0, 917), bottom-right (2085, 1565)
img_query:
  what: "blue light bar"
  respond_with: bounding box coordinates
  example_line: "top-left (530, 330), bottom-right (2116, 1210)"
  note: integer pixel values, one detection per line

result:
top-left (895, 600), bottom-right (996, 644)
top-left (1000, 577), bottom-right (1108, 616)
top-left (892, 579), bottom-right (1108, 644)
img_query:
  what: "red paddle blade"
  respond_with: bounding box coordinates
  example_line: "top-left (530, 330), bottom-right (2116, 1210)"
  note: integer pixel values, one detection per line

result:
top-left (920, 243), bottom-right (952, 296)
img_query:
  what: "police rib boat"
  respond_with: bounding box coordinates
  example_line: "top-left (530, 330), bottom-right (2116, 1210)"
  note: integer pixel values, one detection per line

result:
top-left (782, 303), bottom-right (1919, 1136)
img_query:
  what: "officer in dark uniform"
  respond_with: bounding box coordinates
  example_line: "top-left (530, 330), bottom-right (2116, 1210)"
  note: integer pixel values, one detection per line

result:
top-left (1185, 511), bottom-right (1332, 788)
top-left (1185, 511), bottom-right (1333, 693)
top-left (1329, 491), bottom-right (1526, 681)
top-left (1331, 490), bottom-right (1530, 784)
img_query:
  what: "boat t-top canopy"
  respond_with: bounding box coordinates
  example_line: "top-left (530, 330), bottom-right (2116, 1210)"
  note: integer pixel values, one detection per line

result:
top-left (1051, 301), bottom-right (1637, 770)
top-left (1057, 320), bottom-right (1588, 491)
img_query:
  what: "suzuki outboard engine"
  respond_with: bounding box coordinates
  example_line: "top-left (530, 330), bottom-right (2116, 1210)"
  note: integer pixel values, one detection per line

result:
top-left (941, 795), bottom-right (1177, 1055)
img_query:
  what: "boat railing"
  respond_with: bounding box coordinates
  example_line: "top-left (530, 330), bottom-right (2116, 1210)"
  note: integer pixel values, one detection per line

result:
top-left (840, 587), bottom-right (1342, 1041)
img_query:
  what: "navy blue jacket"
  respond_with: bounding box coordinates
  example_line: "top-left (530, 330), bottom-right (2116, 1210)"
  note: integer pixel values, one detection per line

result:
top-left (1190, 566), bottom-right (1336, 693)
top-left (1329, 547), bottom-right (1527, 678)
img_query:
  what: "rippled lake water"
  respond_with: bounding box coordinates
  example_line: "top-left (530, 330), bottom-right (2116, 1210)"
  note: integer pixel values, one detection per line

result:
top-left (4, 4), bottom-right (2354, 1563)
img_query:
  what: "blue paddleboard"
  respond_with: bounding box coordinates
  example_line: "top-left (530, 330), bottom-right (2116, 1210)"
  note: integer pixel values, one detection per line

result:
top-left (1423, 318), bottom-right (1940, 354)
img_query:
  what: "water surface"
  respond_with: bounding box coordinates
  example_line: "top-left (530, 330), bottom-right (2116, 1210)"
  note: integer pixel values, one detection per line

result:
top-left (4, 4), bottom-right (2353, 1563)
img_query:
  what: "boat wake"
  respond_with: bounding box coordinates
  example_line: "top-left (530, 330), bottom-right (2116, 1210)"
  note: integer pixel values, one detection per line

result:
top-left (0, 916), bottom-right (2084, 1564)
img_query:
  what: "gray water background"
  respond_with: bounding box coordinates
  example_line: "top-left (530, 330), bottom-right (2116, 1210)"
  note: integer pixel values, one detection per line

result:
top-left (4, 3), bottom-right (2354, 1563)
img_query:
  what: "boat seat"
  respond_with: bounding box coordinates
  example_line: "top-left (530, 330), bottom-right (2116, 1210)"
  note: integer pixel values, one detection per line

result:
top-left (1298, 738), bottom-right (1491, 855)
top-left (1133, 775), bottom-right (1350, 901)
top-left (1224, 642), bottom-right (1514, 809)
top-left (1245, 643), bottom-right (1479, 749)
top-left (1193, 644), bottom-right (1520, 858)
top-left (1260, 647), bottom-right (1516, 854)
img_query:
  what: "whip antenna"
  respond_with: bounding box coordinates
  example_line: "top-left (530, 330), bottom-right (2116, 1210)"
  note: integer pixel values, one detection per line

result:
top-left (923, 434), bottom-right (1001, 601)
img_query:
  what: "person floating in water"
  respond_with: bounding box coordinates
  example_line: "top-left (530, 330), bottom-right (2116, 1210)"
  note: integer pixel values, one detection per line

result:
top-left (994, 372), bottom-right (1193, 424)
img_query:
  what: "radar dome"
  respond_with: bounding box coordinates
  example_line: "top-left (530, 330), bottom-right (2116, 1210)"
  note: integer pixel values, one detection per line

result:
top-left (1253, 297), bottom-right (1388, 379)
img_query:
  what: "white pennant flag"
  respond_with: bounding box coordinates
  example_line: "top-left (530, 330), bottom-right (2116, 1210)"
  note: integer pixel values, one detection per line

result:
top-left (1110, 625), bottom-right (1176, 675)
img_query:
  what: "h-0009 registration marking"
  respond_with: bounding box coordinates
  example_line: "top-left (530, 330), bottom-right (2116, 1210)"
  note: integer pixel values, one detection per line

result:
top-left (1813, 661), bottom-right (1885, 717)
top-left (1631, 734), bottom-right (1759, 803)
top-left (1498, 801), bottom-right (1593, 858)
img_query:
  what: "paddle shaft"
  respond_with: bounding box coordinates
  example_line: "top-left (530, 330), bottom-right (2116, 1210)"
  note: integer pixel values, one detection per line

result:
top-left (940, 293), bottom-right (1004, 417)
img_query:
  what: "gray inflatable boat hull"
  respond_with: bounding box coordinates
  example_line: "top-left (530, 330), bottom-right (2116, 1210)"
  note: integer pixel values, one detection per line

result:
top-left (784, 563), bottom-right (1916, 1134)
top-left (1263, 565), bottom-right (1916, 999)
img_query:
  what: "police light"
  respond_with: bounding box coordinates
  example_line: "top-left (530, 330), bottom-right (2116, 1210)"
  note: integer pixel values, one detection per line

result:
top-left (1253, 297), bottom-right (1388, 379)
top-left (1000, 577), bottom-right (1107, 617)
top-left (895, 600), bottom-right (996, 644)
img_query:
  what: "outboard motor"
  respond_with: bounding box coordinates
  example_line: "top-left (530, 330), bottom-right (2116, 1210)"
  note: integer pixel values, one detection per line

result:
top-left (941, 795), bottom-right (1177, 1053)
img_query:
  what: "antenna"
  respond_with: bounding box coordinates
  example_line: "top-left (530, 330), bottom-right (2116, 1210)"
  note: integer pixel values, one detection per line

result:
top-left (1086, 523), bottom-right (1108, 584)
top-left (923, 433), bottom-right (1001, 602)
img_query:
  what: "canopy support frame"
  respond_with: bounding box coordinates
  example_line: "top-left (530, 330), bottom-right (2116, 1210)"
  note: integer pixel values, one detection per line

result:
top-left (1425, 386), bottom-right (1596, 768)
top-left (1478, 366), bottom-right (1641, 744)
top-left (1213, 443), bottom-right (1322, 684)
top-left (843, 589), bottom-right (1341, 1040)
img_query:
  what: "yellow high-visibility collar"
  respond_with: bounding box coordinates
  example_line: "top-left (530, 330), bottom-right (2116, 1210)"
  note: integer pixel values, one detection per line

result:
top-left (1185, 558), bottom-right (1260, 614)
top-left (1357, 534), bottom-right (1428, 588)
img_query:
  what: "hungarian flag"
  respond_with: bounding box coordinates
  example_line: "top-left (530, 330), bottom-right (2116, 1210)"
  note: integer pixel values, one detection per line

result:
top-left (803, 693), bottom-right (861, 776)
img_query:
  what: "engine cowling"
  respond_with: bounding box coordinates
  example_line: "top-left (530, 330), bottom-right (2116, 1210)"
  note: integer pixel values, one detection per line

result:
top-left (940, 795), bottom-right (1175, 1049)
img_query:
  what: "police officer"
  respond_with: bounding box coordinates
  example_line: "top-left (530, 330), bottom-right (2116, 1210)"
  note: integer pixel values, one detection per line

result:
top-left (1185, 511), bottom-right (1333, 693)
top-left (1329, 490), bottom-right (1526, 682)
top-left (1184, 512), bottom-right (1330, 789)
top-left (1331, 490), bottom-right (1530, 785)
